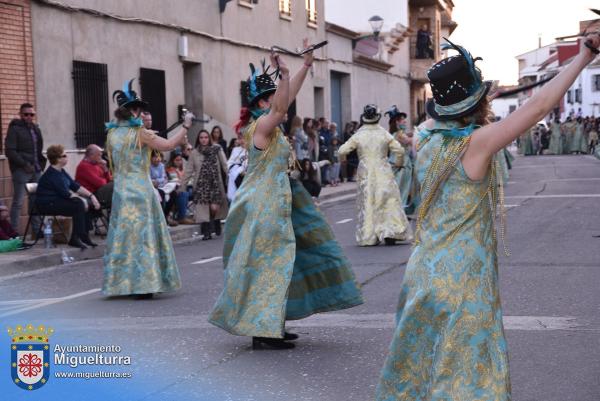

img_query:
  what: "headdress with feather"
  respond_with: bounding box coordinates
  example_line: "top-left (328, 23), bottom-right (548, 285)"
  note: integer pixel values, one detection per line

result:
top-left (112, 78), bottom-right (148, 109)
top-left (241, 60), bottom-right (279, 107)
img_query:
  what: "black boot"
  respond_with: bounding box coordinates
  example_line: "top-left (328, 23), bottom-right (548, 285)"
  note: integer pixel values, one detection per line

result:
top-left (252, 337), bottom-right (295, 350)
top-left (200, 222), bottom-right (212, 240)
top-left (284, 332), bottom-right (299, 341)
top-left (80, 234), bottom-right (98, 247)
top-left (213, 219), bottom-right (222, 236)
top-left (132, 293), bottom-right (154, 300)
top-left (384, 238), bottom-right (396, 246)
top-left (68, 237), bottom-right (87, 250)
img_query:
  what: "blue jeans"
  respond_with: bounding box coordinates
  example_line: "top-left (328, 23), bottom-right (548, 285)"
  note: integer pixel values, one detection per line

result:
top-left (175, 190), bottom-right (190, 220)
top-left (10, 168), bottom-right (42, 233)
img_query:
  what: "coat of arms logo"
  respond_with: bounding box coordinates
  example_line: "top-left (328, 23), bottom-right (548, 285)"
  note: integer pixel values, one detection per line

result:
top-left (7, 324), bottom-right (54, 390)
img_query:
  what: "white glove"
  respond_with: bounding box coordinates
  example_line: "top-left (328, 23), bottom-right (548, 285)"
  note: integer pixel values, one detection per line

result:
top-left (183, 112), bottom-right (195, 127)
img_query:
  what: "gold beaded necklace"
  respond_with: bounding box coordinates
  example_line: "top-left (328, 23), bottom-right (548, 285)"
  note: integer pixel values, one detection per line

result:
top-left (415, 129), bottom-right (510, 257)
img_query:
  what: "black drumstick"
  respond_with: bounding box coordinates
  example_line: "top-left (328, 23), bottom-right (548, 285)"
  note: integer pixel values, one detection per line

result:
top-left (271, 40), bottom-right (328, 56)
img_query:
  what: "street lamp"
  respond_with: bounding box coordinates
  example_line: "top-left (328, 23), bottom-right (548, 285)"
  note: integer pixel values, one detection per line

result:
top-left (368, 15), bottom-right (384, 36)
top-left (352, 15), bottom-right (385, 49)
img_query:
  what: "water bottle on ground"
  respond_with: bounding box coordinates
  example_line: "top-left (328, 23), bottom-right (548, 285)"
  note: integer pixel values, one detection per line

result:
top-left (43, 220), bottom-right (53, 249)
top-left (61, 249), bottom-right (74, 264)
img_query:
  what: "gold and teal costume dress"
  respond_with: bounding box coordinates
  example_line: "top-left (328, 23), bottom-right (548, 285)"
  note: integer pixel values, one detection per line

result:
top-left (496, 148), bottom-right (512, 186)
top-left (563, 120), bottom-right (576, 154)
top-left (376, 120), bottom-right (511, 400)
top-left (339, 124), bottom-right (413, 246)
top-left (389, 129), bottom-right (414, 209)
top-left (103, 121), bottom-right (181, 295)
top-left (548, 121), bottom-right (563, 155)
top-left (572, 122), bottom-right (588, 153)
top-left (522, 129), bottom-right (535, 156)
top-left (208, 120), bottom-right (363, 338)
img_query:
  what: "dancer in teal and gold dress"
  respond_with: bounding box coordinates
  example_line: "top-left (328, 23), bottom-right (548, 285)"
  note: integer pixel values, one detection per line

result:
top-left (548, 118), bottom-right (563, 155)
top-left (386, 106), bottom-right (415, 210)
top-left (209, 44), bottom-right (363, 349)
top-left (376, 34), bottom-right (600, 400)
top-left (563, 117), bottom-right (577, 154)
top-left (572, 117), bottom-right (588, 154)
top-left (103, 79), bottom-right (192, 298)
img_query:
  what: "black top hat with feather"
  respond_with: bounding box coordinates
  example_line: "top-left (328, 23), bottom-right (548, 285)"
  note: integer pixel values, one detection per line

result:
top-left (241, 60), bottom-right (279, 108)
top-left (426, 38), bottom-right (491, 120)
top-left (384, 105), bottom-right (407, 122)
top-left (112, 79), bottom-right (148, 110)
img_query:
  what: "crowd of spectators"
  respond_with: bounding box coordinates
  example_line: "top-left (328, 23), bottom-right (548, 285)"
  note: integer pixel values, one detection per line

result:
top-left (0, 102), bottom-right (363, 251)
top-left (285, 116), bottom-right (360, 197)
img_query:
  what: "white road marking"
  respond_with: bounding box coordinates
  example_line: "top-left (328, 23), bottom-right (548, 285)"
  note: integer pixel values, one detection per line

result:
top-left (191, 256), bottom-right (222, 265)
top-left (505, 194), bottom-right (600, 199)
top-left (504, 204), bottom-right (520, 208)
top-left (509, 178), bottom-right (600, 184)
top-left (319, 194), bottom-right (355, 205)
top-left (48, 313), bottom-right (584, 332)
top-left (336, 218), bottom-right (353, 224)
top-left (0, 288), bottom-right (100, 318)
top-left (515, 163), bottom-right (598, 168)
top-left (543, 177), bottom-right (600, 182)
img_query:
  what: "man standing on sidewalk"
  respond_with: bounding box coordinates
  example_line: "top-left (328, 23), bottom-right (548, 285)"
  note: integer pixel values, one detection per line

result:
top-left (5, 103), bottom-right (46, 233)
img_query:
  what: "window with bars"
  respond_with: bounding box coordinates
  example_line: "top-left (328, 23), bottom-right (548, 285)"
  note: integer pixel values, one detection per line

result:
top-left (567, 90), bottom-right (573, 104)
top-left (72, 60), bottom-right (109, 148)
top-left (279, 0), bottom-right (291, 16)
top-left (594, 75), bottom-right (600, 91)
top-left (306, 0), bottom-right (317, 24)
top-left (575, 88), bottom-right (582, 103)
top-left (140, 68), bottom-right (167, 134)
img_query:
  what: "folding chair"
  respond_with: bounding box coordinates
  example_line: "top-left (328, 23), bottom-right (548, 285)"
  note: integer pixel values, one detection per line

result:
top-left (22, 183), bottom-right (69, 246)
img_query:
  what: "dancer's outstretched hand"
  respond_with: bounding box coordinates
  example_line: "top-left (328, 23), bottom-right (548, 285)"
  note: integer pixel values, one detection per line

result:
top-left (270, 52), bottom-right (289, 78)
top-left (583, 32), bottom-right (600, 62)
top-left (302, 38), bottom-right (314, 66)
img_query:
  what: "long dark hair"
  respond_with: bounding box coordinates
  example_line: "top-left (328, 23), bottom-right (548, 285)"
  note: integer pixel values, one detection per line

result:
top-left (210, 125), bottom-right (224, 142)
top-left (113, 106), bottom-right (133, 121)
top-left (389, 118), bottom-right (399, 133)
top-left (166, 151), bottom-right (183, 170)
top-left (195, 129), bottom-right (212, 149)
top-left (455, 97), bottom-right (492, 127)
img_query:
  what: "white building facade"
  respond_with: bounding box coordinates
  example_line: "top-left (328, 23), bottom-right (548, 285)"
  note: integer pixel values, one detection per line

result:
top-left (29, 0), bottom-right (413, 160)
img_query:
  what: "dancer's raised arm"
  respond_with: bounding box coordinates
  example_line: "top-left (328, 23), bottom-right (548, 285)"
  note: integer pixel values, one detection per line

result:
top-left (254, 53), bottom-right (290, 149)
top-left (288, 39), bottom-right (314, 107)
top-left (464, 33), bottom-right (600, 179)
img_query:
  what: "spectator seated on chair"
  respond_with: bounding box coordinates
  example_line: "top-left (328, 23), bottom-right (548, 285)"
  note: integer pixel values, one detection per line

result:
top-left (166, 151), bottom-right (194, 224)
top-left (150, 150), bottom-right (178, 226)
top-left (35, 145), bottom-right (101, 249)
top-left (75, 144), bottom-right (113, 208)
top-left (0, 203), bottom-right (18, 240)
top-left (0, 203), bottom-right (22, 252)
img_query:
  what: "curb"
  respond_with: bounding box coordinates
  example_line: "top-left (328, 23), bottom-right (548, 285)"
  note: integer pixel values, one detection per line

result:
top-left (0, 189), bottom-right (356, 278)
top-left (0, 225), bottom-right (201, 279)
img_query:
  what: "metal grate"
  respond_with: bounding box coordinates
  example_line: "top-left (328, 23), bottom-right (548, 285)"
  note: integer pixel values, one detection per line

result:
top-left (140, 68), bottom-right (167, 133)
top-left (72, 60), bottom-right (109, 148)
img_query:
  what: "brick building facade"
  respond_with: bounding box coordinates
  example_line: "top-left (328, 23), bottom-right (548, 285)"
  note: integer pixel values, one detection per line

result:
top-left (0, 0), bottom-right (36, 229)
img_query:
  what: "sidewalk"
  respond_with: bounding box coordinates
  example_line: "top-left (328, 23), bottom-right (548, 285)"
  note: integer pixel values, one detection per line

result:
top-left (0, 181), bottom-right (357, 277)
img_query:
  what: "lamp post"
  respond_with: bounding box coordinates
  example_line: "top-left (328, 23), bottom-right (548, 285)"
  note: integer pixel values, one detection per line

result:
top-left (352, 15), bottom-right (385, 49)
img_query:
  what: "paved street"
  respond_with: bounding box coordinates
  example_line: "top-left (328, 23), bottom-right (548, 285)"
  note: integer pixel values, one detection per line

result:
top-left (1, 154), bottom-right (599, 401)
